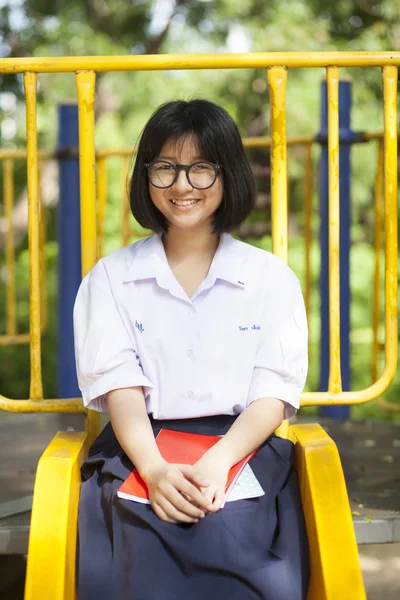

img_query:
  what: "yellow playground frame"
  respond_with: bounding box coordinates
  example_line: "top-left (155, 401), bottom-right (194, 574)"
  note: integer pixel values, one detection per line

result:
top-left (0, 52), bottom-right (398, 599)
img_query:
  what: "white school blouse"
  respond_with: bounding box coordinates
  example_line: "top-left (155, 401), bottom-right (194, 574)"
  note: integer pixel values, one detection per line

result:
top-left (73, 233), bottom-right (308, 420)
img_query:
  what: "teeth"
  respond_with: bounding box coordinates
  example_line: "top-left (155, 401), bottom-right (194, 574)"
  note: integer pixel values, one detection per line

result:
top-left (170, 199), bottom-right (199, 206)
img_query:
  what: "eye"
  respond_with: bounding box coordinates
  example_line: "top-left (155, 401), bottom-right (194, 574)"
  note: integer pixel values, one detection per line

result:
top-left (155, 163), bottom-right (174, 171)
top-left (192, 163), bottom-right (212, 171)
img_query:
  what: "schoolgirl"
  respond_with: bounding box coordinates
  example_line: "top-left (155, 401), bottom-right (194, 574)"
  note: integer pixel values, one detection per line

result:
top-left (73, 99), bottom-right (310, 600)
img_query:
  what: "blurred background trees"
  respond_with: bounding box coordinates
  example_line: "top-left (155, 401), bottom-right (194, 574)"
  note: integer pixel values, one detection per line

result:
top-left (0, 0), bottom-right (399, 419)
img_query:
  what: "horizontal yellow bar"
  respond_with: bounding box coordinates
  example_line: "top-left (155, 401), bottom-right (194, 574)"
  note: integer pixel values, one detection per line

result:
top-left (243, 134), bottom-right (314, 148)
top-left (0, 149), bottom-right (53, 159)
top-left (0, 395), bottom-right (85, 413)
top-left (1, 130), bottom-right (397, 163)
top-left (1, 52), bottom-right (400, 73)
top-left (0, 372), bottom-right (396, 410)
top-left (0, 333), bottom-right (31, 345)
top-left (0, 137), bottom-right (312, 161)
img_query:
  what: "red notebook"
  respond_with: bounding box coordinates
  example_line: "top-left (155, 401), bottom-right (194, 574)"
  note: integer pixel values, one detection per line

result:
top-left (117, 428), bottom-right (258, 508)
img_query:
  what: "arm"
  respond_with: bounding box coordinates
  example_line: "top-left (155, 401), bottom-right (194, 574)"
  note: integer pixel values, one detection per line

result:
top-left (107, 386), bottom-right (164, 480)
top-left (107, 387), bottom-right (211, 523)
top-left (74, 262), bottom-right (209, 524)
top-left (195, 398), bottom-right (285, 510)
top-left (197, 269), bottom-right (308, 511)
top-left (205, 396), bottom-right (284, 466)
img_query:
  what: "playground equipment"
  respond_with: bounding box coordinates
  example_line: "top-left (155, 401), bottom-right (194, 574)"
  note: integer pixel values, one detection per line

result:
top-left (0, 52), bottom-right (399, 599)
top-left (0, 151), bottom-right (47, 345)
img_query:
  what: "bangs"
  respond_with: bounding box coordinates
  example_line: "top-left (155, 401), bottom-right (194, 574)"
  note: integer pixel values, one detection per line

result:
top-left (157, 133), bottom-right (211, 162)
top-left (143, 107), bottom-right (220, 165)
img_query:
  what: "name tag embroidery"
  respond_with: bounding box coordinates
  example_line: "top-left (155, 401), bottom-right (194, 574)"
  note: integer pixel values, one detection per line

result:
top-left (239, 325), bottom-right (261, 331)
top-left (135, 321), bottom-right (145, 334)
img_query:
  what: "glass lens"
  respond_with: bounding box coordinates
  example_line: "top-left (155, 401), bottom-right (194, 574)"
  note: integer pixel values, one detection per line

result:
top-left (188, 163), bottom-right (216, 189)
top-left (148, 161), bottom-right (176, 188)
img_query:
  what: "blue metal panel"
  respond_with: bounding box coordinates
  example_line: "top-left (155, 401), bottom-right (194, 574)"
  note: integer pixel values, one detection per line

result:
top-left (57, 104), bottom-right (82, 398)
top-left (318, 80), bottom-right (357, 418)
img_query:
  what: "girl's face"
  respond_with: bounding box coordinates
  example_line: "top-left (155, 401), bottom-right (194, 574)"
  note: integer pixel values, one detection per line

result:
top-left (148, 136), bottom-right (223, 234)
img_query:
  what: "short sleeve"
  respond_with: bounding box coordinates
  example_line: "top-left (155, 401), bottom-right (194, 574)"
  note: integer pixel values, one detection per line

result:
top-left (73, 259), bottom-right (153, 412)
top-left (247, 272), bottom-right (308, 419)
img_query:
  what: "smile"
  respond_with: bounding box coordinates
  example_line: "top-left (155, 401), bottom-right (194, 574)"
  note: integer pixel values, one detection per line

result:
top-left (169, 199), bottom-right (200, 207)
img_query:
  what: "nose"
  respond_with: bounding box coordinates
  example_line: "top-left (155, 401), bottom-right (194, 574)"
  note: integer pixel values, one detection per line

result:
top-left (171, 168), bottom-right (193, 193)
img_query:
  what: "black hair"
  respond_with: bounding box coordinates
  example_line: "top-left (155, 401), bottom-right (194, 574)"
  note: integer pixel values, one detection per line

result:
top-left (129, 99), bottom-right (256, 233)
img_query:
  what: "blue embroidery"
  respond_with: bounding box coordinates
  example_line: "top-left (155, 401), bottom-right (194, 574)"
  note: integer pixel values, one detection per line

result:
top-left (135, 321), bottom-right (144, 334)
top-left (251, 325), bottom-right (261, 330)
top-left (238, 326), bottom-right (248, 331)
top-left (239, 325), bottom-right (261, 331)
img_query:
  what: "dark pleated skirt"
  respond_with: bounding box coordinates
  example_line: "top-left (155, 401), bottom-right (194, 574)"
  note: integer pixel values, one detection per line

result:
top-left (77, 415), bottom-right (310, 600)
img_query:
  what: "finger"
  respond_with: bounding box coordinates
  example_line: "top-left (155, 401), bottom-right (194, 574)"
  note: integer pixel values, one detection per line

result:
top-left (207, 487), bottom-right (225, 513)
top-left (162, 485), bottom-right (206, 519)
top-left (152, 502), bottom-right (179, 524)
top-left (158, 496), bottom-right (200, 524)
top-left (177, 465), bottom-right (210, 488)
top-left (173, 476), bottom-right (211, 511)
top-left (201, 485), bottom-right (217, 508)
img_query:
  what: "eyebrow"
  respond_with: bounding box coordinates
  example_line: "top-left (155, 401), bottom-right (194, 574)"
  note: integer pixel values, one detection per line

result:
top-left (157, 156), bottom-right (205, 161)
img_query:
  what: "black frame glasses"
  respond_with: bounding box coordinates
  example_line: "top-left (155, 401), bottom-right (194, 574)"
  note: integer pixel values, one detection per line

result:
top-left (144, 160), bottom-right (220, 190)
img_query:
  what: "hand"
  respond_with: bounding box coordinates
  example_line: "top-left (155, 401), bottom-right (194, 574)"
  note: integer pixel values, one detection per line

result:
top-left (194, 453), bottom-right (231, 513)
top-left (143, 461), bottom-right (211, 524)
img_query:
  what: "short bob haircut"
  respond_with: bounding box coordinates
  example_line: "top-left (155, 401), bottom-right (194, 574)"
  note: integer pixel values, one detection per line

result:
top-left (129, 99), bottom-right (256, 234)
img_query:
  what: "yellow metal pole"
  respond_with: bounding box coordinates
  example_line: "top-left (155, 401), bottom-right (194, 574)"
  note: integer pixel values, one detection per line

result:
top-left (24, 72), bottom-right (43, 400)
top-left (97, 156), bottom-right (107, 258)
top-left (0, 394), bottom-right (85, 412)
top-left (3, 158), bottom-right (17, 336)
top-left (2, 52), bottom-right (400, 74)
top-left (372, 140), bottom-right (384, 383)
top-left (121, 156), bottom-right (131, 246)
top-left (326, 66), bottom-right (342, 394)
top-left (76, 70), bottom-right (100, 442)
top-left (38, 160), bottom-right (48, 332)
top-left (303, 143), bottom-right (313, 325)
top-left (268, 66), bottom-right (289, 438)
top-left (77, 71), bottom-right (97, 277)
top-left (267, 66), bottom-right (288, 263)
top-left (381, 65), bottom-right (399, 386)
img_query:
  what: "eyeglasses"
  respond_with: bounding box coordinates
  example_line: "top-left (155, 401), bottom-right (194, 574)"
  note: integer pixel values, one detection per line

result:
top-left (144, 160), bottom-right (220, 190)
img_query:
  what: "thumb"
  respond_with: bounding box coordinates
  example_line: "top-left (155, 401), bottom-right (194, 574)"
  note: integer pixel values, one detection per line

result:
top-left (207, 487), bottom-right (225, 512)
top-left (177, 464), bottom-right (210, 488)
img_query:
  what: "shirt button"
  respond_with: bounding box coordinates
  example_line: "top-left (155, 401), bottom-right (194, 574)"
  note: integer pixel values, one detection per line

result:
top-left (187, 349), bottom-right (194, 358)
top-left (187, 390), bottom-right (194, 399)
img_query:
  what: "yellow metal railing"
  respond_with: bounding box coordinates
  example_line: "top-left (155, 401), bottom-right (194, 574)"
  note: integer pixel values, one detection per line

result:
top-left (0, 154), bottom-right (47, 345)
top-left (0, 53), bottom-right (398, 433)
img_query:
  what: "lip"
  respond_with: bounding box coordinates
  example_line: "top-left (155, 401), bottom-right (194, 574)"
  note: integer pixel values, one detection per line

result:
top-left (169, 199), bottom-right (200, 211)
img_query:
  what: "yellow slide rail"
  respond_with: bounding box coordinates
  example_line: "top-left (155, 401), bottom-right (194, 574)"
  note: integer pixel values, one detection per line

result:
top-left (0, 53), bottom-right (397, 431)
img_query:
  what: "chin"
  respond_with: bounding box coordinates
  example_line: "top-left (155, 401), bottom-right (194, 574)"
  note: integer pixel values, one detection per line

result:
top-left (168, 216), bottom-right (213, 232)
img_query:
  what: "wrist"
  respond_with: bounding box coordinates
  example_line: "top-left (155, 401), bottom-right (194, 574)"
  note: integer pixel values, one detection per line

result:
top-left (202, 441), bottom-right (235, 470)
top-left (137, 455), bottom-right (166, 483)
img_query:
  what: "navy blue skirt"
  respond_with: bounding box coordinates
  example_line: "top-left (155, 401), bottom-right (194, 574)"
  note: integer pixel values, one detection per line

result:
top-left (77, 415), bottom-right (309, 600)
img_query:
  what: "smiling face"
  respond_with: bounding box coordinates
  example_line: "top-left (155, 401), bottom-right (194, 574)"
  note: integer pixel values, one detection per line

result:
top-left (148, 135), bottom-right (223, 234)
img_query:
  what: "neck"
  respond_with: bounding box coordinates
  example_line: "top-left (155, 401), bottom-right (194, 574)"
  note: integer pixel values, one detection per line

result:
top-left (162, 227), bottom-right (220, 263)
